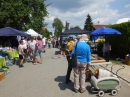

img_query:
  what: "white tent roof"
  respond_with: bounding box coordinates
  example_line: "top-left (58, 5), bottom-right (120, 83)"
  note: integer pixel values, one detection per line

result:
top-left (116, 18), bottom-right (130, 24)
top-left (25, 29), bottom-right (42, 37)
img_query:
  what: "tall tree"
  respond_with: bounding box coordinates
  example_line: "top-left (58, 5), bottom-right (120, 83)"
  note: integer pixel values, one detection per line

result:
top-left (84, 14), bottom-right (93, 31)
top-left (0, 0), bottom-right (49, 32)
top-left (52, 18), bottom-right (64, 37)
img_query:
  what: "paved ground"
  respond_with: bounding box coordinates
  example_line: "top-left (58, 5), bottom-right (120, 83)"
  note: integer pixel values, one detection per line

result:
top-left (100, 63), bottom-right (130, 84)
top-left (0, 48), bottom-right (130, 97)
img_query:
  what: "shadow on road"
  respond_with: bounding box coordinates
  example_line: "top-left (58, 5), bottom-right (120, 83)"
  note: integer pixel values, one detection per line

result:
top-left (86, 85), bottom-right (100, 97)
top-left (54, 75), bottom-right (74, 91)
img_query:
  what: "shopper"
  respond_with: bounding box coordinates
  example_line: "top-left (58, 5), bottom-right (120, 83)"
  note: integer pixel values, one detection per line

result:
top-left (18, 40), bottom-right (25, 68)
top-left (29, 37), bottom-right (36, 63)
top-left (33, 36), bottom-right (43, 65)
top-left (42, 37), bottom-right (46, 52)
top-left (65, 37), bottom-right (74, 84)
top-left (70, 34), bottom-right (91, 93)
top-left (102, 41), bottom-right (111, 62)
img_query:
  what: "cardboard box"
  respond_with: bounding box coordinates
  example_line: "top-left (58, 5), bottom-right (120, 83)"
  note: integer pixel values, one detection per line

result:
top-left (125, 56), bottom-right (130, 66)
top-left (0, 72), bottom-right (5, 81)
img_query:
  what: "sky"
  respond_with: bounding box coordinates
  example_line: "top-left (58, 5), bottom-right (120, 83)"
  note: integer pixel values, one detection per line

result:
top-left (44, 0), bottom-right (130, 33)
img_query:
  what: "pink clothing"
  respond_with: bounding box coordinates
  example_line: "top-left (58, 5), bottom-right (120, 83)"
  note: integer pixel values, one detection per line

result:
top-left (36, 40), bottom-right (43, 50)
top-left (18, 44), bottom-right (24, 55)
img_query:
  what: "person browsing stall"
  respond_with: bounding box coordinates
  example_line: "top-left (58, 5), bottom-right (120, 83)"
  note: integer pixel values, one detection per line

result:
top-left (102, 41), bottom-right (111, 62)
top-left (29, 37), bottom-right (36, 63)
top-left (65, 37), bottom-right (74, 84)
top-left (18, 40), bottom-right (25, 68)
top-left (70, 34), bottom-right (91, 93)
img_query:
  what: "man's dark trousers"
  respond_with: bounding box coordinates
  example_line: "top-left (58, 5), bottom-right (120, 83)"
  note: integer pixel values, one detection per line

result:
top-left (105, 52), bottom-right (110, 62)
top-left (66, 56), bottom-right (72, 83)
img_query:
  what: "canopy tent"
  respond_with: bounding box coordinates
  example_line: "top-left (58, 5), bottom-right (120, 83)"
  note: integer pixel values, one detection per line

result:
top-left (0, 27), bottom-right (30, 36)
top-left (61, 28), bottom-right (91, 35)
top-left (25, 29), bottom-right (42, 37)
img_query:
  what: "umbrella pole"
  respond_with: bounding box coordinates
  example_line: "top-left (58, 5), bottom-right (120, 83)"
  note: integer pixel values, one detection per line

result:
top-left (103, 34), bottom-right (105, 58)
top-left (94, 39), bottom-right (96, 54)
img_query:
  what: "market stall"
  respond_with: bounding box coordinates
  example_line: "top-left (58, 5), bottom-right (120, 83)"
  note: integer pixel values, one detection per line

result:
top-left (91, 54), bottom-right (112, 68)
top-left (0, 27), bottom-right (30, 80)
top-left (25, 29), bottom-right (42, 37)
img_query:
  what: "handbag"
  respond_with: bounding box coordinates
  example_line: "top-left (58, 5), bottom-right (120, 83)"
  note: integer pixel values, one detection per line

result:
top-left (71, 42), bottom-right (78, 68)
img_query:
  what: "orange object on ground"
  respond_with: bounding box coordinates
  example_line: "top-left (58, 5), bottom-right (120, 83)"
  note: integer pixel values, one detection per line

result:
top-left (0, 72), bottom-right (5, 81)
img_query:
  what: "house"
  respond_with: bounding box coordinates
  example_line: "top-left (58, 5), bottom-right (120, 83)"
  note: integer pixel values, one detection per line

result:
top-left (92, 25), bottom-right (109, 31)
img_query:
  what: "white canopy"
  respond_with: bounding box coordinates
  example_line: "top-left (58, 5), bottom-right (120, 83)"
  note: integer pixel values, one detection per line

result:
top-left (25, 29), bottom-right (42, 37)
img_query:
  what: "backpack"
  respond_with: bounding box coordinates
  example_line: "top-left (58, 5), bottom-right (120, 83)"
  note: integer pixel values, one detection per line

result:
top-left (65, 40), bottom-right (74, 55)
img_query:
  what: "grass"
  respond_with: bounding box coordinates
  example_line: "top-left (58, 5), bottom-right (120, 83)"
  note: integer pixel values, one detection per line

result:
top-left (110, 56), bottom-right (124, 65)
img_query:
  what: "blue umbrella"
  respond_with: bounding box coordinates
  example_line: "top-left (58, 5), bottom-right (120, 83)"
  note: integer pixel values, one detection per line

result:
top-left (90, 27), bottom-right (121, 37)
top-left (0, 27), bottom-right (31, 36)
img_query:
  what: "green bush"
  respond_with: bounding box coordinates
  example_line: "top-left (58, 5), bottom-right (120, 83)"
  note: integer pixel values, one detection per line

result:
top-left (107, 22), bottom-right (130, 57)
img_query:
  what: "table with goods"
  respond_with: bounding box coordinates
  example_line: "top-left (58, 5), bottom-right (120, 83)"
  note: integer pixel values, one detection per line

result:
top-left (0, 47), bottom-right (19, 81)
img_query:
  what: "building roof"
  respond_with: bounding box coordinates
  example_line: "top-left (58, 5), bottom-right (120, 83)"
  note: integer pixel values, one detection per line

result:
top-left (92, 25), bottom-right (109, 29)
top-left (61, 27), bottom-right (91, 35)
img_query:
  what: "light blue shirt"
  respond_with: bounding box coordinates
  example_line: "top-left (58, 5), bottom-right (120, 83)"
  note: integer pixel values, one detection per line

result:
top-left (70, 41), bottom-right (91, 64)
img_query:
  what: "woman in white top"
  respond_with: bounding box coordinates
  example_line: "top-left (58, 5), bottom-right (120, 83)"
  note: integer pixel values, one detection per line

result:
top-left (29, 37), bottom-right (36, 63)
top-left (18, 40), bottom-right (25, 68)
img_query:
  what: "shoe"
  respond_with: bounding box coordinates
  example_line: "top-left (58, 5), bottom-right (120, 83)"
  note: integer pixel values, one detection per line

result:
top-left (66, 79), bottom-right (72, 84)
top-left (19, 65), bottom-right (24, 68)
top-left (68, 79), bottom-right (72, 82)
top-left (74, 89), bottom-right (79, 93)
top-left (80, 89), bottom-right (86, 93)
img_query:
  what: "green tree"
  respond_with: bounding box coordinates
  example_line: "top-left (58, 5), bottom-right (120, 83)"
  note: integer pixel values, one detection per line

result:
top-left (49, 32), bottom-right (52, 35)
top-left (74, 26), bottom-right (81, 29)
top-left (52, 18), bottom-right (64, 37)
top-left (84, 14), bottom-right (93, 31)
top-left (0, 0), bottom-right (49, 32)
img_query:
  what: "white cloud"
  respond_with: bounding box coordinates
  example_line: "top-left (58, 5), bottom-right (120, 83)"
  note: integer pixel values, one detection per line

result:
top-left (44, 0), bottom-right (130, 33)
top-left (125, 4), bottom-right (130, 8)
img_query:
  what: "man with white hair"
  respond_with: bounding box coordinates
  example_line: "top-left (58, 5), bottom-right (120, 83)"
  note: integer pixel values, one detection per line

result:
top-left (70, 34), bottom-right (91, 93)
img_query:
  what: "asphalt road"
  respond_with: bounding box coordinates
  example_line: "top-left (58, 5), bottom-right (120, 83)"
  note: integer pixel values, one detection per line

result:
top-left (0, 48), bottom-right (130, 97)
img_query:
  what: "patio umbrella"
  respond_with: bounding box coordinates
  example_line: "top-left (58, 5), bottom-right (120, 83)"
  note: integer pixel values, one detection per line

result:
top-left (0, 27), bottom-right (31, 36)
top-left (90, 27), bottom-right (121, 41)
top-left (90, 27), bottom-right (121, 37)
